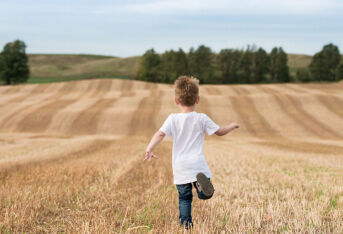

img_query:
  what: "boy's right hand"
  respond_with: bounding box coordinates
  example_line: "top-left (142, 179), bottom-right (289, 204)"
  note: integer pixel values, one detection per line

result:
top-left (144, 151), bottom-right (158, 161)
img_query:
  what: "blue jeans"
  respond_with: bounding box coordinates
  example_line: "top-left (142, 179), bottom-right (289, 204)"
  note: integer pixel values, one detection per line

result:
top-left (176, 179), bottom-right (213, 228)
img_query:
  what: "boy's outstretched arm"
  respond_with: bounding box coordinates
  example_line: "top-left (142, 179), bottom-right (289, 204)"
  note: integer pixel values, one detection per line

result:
top-left (215, 122), bottom-right (239, 136)
top-left (144, 130), bottom-right (166, 161)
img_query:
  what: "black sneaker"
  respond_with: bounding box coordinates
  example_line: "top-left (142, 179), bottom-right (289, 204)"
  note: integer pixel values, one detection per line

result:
top-left (196, 172), bottom-right (214, 197)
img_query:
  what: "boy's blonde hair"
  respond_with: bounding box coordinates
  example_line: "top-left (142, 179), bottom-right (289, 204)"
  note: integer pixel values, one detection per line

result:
top-left (174, 76), bottom-right (199, 106)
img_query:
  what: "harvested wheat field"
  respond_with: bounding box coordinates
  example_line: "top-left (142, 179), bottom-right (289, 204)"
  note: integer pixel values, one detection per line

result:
top-left (0, 79), bottom-right (343, 233)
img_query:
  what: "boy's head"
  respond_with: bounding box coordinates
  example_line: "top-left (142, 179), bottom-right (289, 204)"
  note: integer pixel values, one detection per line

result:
top-left (174, 76), bottom-right (199, 106)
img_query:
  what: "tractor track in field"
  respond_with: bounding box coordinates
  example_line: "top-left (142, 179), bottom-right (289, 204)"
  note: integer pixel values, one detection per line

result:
top-left (128, 86), bottom-right (162, 136)
top-left (229, 92), bottom-right (280, 138)
top-left (316, 95), bottom-right (343, 119)
top-left (0, 139), bottom-right (114, 179)
top-left (70, 98), bottom-right (118, 135)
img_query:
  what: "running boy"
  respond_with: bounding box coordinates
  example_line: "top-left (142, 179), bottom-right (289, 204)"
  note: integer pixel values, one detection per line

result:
top-left (144, 76), bottom-right (239, 229)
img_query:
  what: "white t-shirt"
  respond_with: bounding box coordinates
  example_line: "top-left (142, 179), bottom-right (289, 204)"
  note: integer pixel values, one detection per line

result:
top-left (159, 111), bottom-right (220, 184)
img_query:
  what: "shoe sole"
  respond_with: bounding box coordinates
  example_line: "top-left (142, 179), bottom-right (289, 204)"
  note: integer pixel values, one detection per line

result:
top-left (196, 173), bottom-right (214, 197)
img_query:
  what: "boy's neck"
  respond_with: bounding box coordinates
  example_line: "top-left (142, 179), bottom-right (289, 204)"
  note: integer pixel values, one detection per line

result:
top-left (178, 105), bottom-right (195, 113)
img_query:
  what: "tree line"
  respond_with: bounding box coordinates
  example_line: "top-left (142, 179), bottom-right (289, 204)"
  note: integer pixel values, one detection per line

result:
top-left (0, 40), bottom-right (342, 85)
top-left (297, 43), bottom-right (343, 82)
top-left (0, 40), bottom-right (30, 85)
top-left (136, 44), bottom-right (343, 84)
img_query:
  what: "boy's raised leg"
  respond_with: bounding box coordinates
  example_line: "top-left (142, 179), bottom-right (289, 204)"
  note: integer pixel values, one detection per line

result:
top-left (195, 172), bottom-right (214, 198)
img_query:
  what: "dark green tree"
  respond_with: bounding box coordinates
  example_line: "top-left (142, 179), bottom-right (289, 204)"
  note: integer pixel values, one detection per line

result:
top-left (239, 46), bottom-right (253, 83)
top-left (269, 47), bottom-right (278, 82)
top-left (277, 48), bottom-right (290, 82)
top-left (268, 47), bottom-right (290, 82)
top-left (336, 58), bottom-right (343, 81)
top-left (218, 45), bottom-right (269, 84)
top-left (217, 49), bottom-right (242, 84)
top-left (309, 52), bottom-right (324, 81)
top-left (160, 50), bottom-right (176, 83)
top-left (174, 48), bottom-right (189, 77)
top-left (0, 40), bottom-right (29, 85)
top-left (161, 49), bottom-right (189, 83)
top-left (188, 45), bottom-right (215, 84)
top-left (251, 48), bottom-right (269, 83)
top-left (296, 68), bottom-right (311, 82)
top-left (310, 43), bottom-right (340, 81)
top-left (136, 49), bottom-right (162, 82)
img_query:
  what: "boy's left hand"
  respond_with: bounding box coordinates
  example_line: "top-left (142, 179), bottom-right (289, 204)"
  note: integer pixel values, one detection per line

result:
top-left (144, 151), bottom-right (158, 161)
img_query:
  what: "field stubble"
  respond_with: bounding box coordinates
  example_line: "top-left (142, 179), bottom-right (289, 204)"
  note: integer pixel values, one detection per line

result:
top-left (0, 79), bottom-right (342, 233)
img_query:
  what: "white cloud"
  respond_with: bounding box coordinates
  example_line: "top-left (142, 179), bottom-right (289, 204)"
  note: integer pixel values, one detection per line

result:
top-left (93, 0), bottom-right (343, 15)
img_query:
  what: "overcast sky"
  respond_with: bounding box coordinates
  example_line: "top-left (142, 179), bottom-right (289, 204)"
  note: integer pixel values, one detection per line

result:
top-left (0, 0), bottom-right (342, 57)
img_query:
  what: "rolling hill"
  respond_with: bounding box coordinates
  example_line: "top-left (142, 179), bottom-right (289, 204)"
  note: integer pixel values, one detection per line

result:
top-left (27, 53), bottom-right (312, 83)
top-left (28, 54), bottom-right (140, 83)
